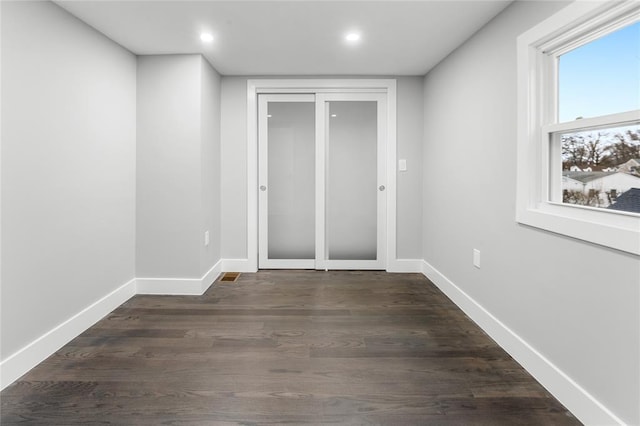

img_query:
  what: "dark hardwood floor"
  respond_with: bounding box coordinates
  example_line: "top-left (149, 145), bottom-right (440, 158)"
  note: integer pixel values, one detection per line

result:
top-left (1, 270), bottom-right (581, 425)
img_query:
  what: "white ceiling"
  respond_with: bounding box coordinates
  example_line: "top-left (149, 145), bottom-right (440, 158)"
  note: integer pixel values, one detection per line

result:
top-left (55, 1), bottom-right (512, 76)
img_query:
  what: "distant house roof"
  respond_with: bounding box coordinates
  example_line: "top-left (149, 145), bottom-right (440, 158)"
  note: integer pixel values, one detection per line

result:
top-left (618, 159), bottom-right (640, 167)
top-left (608, 188), bottom-right (640, 214)
top-left (562, 171), bottom-right (616, 183)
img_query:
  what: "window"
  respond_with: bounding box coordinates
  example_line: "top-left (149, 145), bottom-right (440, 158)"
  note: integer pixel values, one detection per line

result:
top-left (557, 123), bottom-right (640, 211)
top-left (517, 1), bottom-right (640, 255)
top-left (558, 21), bottom-right (639, 122)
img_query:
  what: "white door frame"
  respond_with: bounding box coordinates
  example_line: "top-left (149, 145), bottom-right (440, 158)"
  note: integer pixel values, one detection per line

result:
top-left (247, 79), bottom-right (397, 272)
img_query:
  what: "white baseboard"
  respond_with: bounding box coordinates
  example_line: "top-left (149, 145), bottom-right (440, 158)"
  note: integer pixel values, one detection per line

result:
top-left (136, 277), bottom-right (203, 295)
top-left (222, 258), bottom-right (256, 272)
top-left (387, 258), bottom-right (423, 273)
top-left (1, 261), bottom-right (224, 391)
top-left (223, 258), bottom-right (424, 273)
top-left (0, 278), bottom-right (136, 391)
top-left (201, 260), bottom-right (222, 293)
top-left (137, 259), bottom-right (222, 295)
top-left (421, 260), bottom-right (624, 426)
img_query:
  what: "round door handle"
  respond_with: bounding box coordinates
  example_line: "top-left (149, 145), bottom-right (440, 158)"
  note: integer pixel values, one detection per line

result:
top-left (379, 185), bottom-right (385, 191)
top-left (260, 185), bottom-right (267, 191)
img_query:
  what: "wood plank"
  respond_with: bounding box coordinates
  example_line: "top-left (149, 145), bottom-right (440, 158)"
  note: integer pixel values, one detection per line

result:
top-left (1, 270), bottom-right (581, 425)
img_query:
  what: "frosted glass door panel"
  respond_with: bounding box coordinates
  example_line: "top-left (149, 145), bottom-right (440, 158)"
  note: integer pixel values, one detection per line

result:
top-left (267, 102), bottom-right (315, 259)
top-left (327, 101), bottom-right (377, 260)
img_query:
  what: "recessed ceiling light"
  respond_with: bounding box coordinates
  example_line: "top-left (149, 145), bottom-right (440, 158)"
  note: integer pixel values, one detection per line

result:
top-left (200, 33), bottom-right (214, 43)
top-left (345, 32), bottom-right (361, 42)
top-left (331, 114), bottom-right (337, 118)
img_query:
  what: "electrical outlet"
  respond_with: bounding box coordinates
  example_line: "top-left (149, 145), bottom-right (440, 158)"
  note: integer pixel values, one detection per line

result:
top-left (204, 231), bottom-right (210, 247)
top-left (473, 249), bottom-right (481, 269)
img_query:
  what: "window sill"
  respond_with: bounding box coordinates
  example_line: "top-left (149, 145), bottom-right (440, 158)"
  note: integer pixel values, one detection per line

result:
top-left (516, 203), bottom-right (640, 255)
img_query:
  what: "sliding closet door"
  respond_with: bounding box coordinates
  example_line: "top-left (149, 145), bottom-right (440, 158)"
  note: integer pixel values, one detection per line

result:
top-left (258, 92), bottom-right (387, 270)
top-left (316, 93), bottom-right (387, 270)
top-left (258, 94), bottom-right (316, 269)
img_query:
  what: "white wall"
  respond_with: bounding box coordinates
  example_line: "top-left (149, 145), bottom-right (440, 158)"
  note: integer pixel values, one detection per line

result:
top-left (137, 55), bottom-right (221, 280)
top-left (200, 58), bottom-right (222, 275)
top-left (396, 77), bottom-right (423, 259)
top-left (422, 2), bottom-right (639, 424)
top-left (221, 77), bottom-right (249, 260)
top-left (221, 76), bottom-right (424, 261)
top-left (1, 1), bottom-right (136, 359)
top-left (1, 7), bottom-right (222, 384)
top-left (137, 55), bottom-right (201, 278)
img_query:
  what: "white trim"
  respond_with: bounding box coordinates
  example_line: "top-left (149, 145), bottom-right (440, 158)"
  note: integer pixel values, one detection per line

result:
top-left (0, 261), bottom-right (228, 390)
top-left (421, 260), bottom-right (625, 426)
top-left (315, 95), bottom-right (327, 270)
top-left (201, 260), bottom-right (223, 293)
top-left (516, 1), bottom-right (640, 256)
top-left (544, 110), bottom-right (639, 134)
top-left (258, 88), bottom-right (387, 94)
top-left (136, 259), bottom-right (222, 295)
top-left (247, 79), bottom-right (397, 271)
top-left (222, 258), bottom-right (255, 273)
top-left (386, 81), bottom-right (398, 270)
top-left (322, 260), bottom-right (383, 270)
top-left (250, 79), bottom-right (397, 92)
top-left (387, 259), bottom-right (424, 273)
top-left (258, 94), bottom-right (317, 270)
top-left (136, 277), bottom-right (203, 295)
top-left (316, 92), bottom-right (388, 270)
top-left (0, 278), bottom-right (136, 391)
top-left (247, 81), bottom-right (259, 272)
top-left (538, 2), bottom-right (639, 57)
top-left (259, 259), bottom-right (316, 270)
top-left (257, 93), bottom-right (270, 268)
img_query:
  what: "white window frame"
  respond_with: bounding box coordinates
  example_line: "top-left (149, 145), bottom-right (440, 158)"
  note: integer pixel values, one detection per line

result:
top-left (516, 0), bottom-right (640, 256)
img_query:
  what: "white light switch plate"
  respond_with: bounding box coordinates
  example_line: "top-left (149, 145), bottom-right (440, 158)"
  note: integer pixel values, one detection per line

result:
top-left (399, 159), bottom-right (407, 171)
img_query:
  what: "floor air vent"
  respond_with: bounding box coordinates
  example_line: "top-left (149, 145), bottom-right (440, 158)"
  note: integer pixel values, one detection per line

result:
top-left (220, 272), bottom-right (240, 282)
